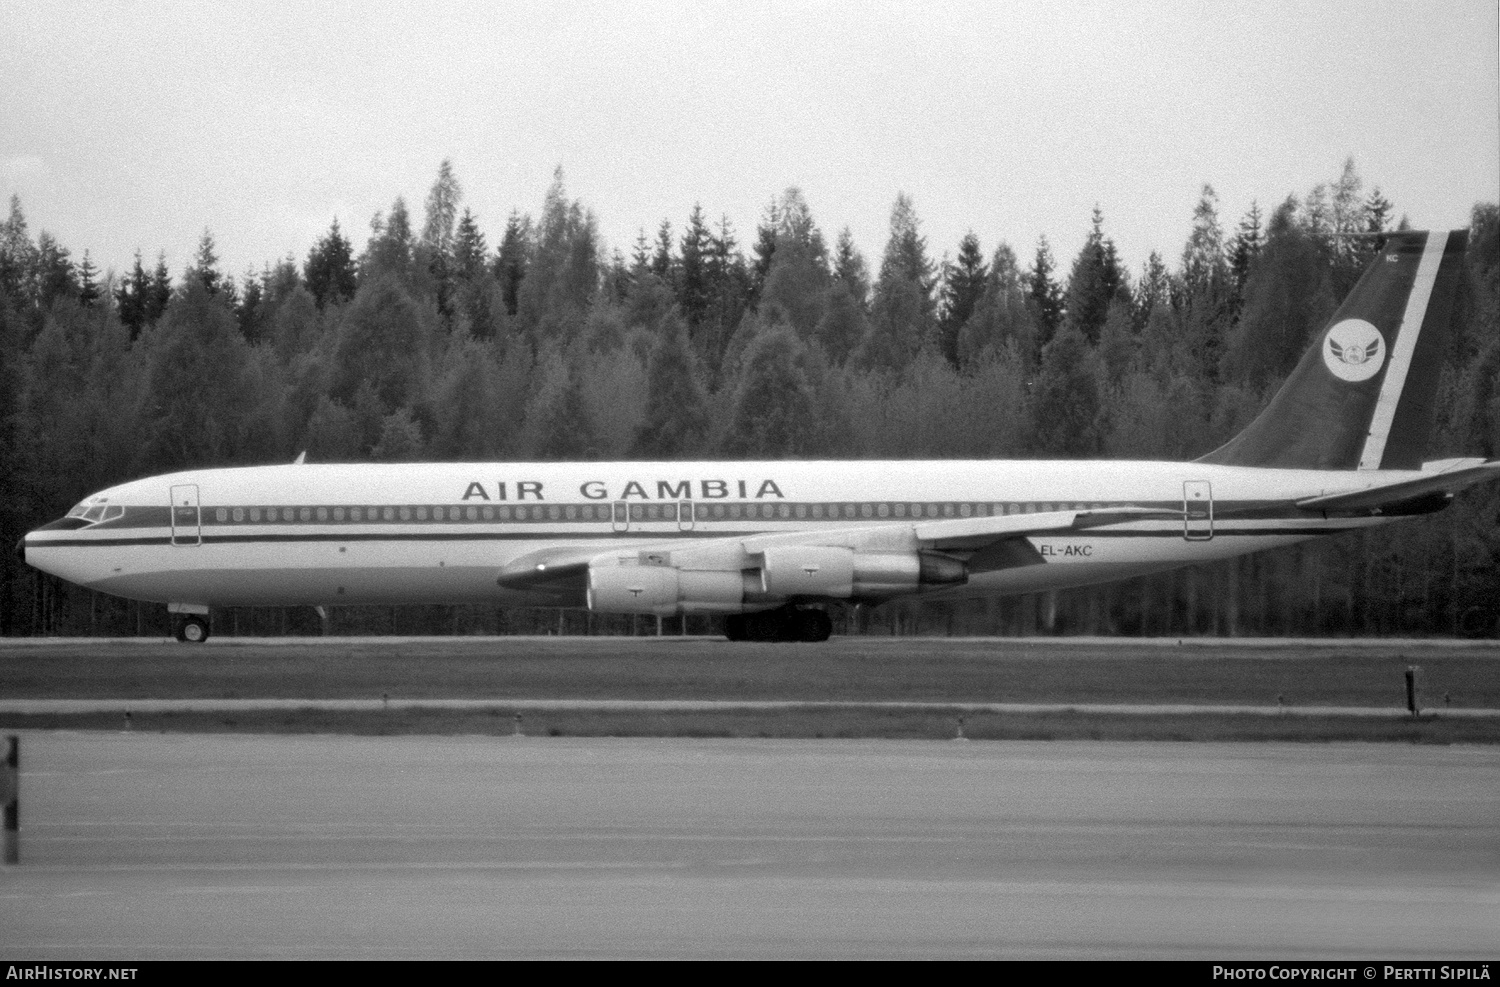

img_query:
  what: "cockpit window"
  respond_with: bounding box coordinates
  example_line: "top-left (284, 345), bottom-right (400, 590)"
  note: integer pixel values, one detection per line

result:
top-left (103, 506), bottom-right (124, 521)
top-left (67, 501), bottom-right (90, 518)
top-left (83, 506), bottom-right (105, 521)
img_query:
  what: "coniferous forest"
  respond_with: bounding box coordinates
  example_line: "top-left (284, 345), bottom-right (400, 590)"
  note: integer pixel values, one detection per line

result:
top-left (2, 159), bottom-right (1498, 638)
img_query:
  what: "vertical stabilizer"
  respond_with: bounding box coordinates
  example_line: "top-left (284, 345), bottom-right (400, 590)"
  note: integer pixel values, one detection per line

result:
top-left (1199, 230), bottom-right (1468, 471)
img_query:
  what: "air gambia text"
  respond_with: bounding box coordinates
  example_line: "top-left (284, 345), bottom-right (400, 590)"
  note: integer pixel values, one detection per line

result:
top-left (461, 479), bottom-right (787, 502)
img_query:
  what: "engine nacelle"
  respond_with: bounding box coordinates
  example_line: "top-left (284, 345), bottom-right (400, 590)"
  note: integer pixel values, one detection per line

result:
top-left (760, 546), bottom-right (855, 597)
top-left (586, 563), bottom-right (747, 616)
top-left (759, 548), bottom-right (967, 599)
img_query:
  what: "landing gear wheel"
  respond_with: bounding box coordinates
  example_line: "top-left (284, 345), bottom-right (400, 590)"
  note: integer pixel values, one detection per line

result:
top-left (175, 615), bottom-right (210, 644)
top-left (794, 609), bottom-right (833, 643)
top-left (728, 607), bottom-right (831, 643)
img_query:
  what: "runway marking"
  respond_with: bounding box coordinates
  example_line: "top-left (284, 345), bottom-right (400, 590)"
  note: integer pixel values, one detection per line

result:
top-left (5, 698), bottom-right (1497, 717)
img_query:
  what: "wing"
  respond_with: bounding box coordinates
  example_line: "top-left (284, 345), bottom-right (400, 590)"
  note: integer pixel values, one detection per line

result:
top-left (493, 506), bottom-right (1184, 606)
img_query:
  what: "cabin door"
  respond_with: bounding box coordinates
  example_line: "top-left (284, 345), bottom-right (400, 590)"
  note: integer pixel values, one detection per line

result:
top-left (678, 501), bottom-right (695, 531)
top-left (1183, 481), bottom-right (1213, 541)
top-left (612, 501), bottom-right (629, 533)
top-left (170, 484), bottom-right (201, 547)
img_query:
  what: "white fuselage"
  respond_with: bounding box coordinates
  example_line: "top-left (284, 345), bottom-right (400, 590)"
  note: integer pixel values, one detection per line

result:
top-left (22, 459), bottom-right (1406, 611)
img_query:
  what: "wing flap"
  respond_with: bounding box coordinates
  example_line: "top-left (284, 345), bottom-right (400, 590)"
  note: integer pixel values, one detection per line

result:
top-left (912, 506), bottom-right (1182, 550)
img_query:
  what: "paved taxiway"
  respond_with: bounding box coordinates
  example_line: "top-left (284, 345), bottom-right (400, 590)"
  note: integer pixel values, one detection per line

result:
top-left (2, 733), bottom-right (1497, 959)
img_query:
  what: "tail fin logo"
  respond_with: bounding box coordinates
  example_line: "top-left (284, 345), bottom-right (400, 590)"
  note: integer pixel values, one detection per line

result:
top-left (1323, 319), bottom-right (1385, 382)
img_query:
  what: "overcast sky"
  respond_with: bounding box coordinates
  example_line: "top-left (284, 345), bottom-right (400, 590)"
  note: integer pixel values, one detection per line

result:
top-left (3, 0), bottom-right (1497, 286)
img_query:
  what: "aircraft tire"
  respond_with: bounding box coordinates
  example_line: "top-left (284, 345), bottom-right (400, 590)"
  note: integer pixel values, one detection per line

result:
top-left (794, 608), bottom-right (832, 643)
top-left (175, 615), bottom-right (210, 644)
top-left (723, 614), bottom-right (747, 641)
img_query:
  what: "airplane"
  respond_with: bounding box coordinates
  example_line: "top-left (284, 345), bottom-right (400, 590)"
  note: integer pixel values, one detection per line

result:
top-left (19, 229), bottom-right (1500, 643)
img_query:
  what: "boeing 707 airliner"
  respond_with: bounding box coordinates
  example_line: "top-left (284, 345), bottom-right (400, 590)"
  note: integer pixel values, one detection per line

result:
top-left (21, 230), bottom-right (1499, 641)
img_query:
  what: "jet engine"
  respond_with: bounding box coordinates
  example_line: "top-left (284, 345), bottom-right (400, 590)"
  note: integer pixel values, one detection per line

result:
top-left (586, 548), bottom-right (967, 616)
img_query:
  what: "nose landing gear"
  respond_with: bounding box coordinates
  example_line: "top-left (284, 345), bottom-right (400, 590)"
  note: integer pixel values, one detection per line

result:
top-left (174, 615), bottom-right (210, 643)
top-left (723, 606), bottom-right (832, 643)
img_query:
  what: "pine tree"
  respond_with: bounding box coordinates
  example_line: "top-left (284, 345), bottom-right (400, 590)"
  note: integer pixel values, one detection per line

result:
top-left (304, 218), bottom-right (358, 308)
top-left (873, 193), bottom-right (937, 329)
top-left (515, 167), bottom-right (599, 340)
top-left (1228, 202), bottom-right (1264, 309)
top-left (330, 276), bottom-right (431, 417)
top-left (421, 159), bottom-right (463, 257)
top-left (630, 228), bottom-right (651, 280)
top-left (1026, 236), bottom-right (1063, 350)
top-left (189, 229), bottom-right (222, 295)
top-left (1032, 325), bottom-right (1101, 456)
top-left (146, 252), bottom-right (172, 324)
top-left (35, 232), bottom-right (77, 310)
top-left (1364, 188), bottom-right (1393, 234)
top-left (1062, 207), bottom-right (1128, 346)
top-left (749, 197), bottom-right (780, 306)
top-left (634, 312), bottom-right (708, 457)
top-left (420, 160), bottom-right (464, 320)
top-left (721, 323), bottom-right (817, 457)
top-left (677, 204), bottom-right (712, 329)
top-left (705, 214), bottom-right (748, 368)
top-left (939, 232), bottom-right (987, 363)
top-left (362, 197), bottom-right (415, 284)
top-left (1134, 251), bottom-right (1170, 332)
top-left (832, 227), bottom-right (870, 309)
top-left (237, 266), bottom-right (264, 341)
top-left (371, 407), bottom-right (426, 462)
top-left (76, 251), bottom-right (99, 307)
top-left (495, 210), bottom-right (529, 317)
top-left (1221, 196), bottom-right (1336, 386)
top-left (0, 195), bottom-right (36, 305)
top-left (139, 277), bottom-right (253, 470)
top-left (116, 250), bottom-right (150, 338)
top-left (958, 243), bottom-right (1034, 367)
top-left (651, 219), bottom-right (674, 282)
top-left (452, 209), bottom-right (488, 284)
top-left (525, 359), bottom-right (597, 460)
top-left (815, 280), bottom-right (868, 365)
top-left (1181, 185), bottom-right (1226, 298)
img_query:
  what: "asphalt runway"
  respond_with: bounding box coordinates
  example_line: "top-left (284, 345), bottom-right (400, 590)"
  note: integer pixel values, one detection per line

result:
top-left (2, 733), bottom-right (1497, 959)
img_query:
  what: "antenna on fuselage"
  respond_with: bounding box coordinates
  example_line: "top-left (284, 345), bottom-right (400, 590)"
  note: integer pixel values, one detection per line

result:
top-left (292, 451), bottom-right (307, 465)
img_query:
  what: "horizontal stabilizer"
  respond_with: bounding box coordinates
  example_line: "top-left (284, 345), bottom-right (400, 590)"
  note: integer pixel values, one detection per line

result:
top-left (1296, 459), bottom-right (1500, 512)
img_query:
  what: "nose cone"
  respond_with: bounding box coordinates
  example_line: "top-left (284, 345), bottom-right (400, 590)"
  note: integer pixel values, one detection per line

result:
top-left (17, 517), bottom-right (91, 582)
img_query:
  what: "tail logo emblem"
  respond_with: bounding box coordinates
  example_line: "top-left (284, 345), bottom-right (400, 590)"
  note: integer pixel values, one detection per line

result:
top-left (1323, 319), bottom-right (1385, 382)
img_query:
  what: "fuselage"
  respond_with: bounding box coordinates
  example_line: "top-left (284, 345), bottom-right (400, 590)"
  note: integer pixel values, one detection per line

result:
top-left (21, 458), bottom-right (1417, 611)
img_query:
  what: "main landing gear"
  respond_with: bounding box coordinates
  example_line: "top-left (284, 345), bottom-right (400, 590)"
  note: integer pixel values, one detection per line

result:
top-left (174, 614), bottom-right (211, 643)
top-left (723, 607), bottom-right (833, 643)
